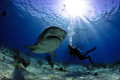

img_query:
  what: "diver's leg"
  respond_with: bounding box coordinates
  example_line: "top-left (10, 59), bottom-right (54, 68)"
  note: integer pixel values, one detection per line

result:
top-left (87, 56), bottom-right (93, 64)
top-left (83, 47), bottom-right (96, 57)
top-left (82, 56), bottom-right (93, 64)
top-left (82, 51), bottom-right (90, 57)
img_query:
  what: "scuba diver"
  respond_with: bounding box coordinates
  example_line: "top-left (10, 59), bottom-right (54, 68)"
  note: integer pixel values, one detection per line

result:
top-left (68, 44), bottom-right (96, 64)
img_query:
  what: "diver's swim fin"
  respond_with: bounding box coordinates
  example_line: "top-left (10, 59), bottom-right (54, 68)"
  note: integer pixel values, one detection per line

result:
top-left (89, 47), bottom-right (96, 52)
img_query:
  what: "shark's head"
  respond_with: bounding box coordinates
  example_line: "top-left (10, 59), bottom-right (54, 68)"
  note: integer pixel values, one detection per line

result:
top-left (42, 26), bottom-right (67, 43)
top-left (24, 26), bottom-right (67, 58)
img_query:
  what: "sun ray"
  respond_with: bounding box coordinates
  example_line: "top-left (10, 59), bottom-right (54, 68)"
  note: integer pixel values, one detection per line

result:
top-left (65, 0), bottom-right (89, 17)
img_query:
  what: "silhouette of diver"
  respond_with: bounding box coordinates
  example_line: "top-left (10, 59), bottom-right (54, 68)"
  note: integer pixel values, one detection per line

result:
top-left (68, 44), bottom-right (96, 64)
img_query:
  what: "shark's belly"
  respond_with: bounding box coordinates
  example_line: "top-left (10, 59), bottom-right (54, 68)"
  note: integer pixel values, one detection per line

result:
top-left (34, 37), bottom-right (61, 53)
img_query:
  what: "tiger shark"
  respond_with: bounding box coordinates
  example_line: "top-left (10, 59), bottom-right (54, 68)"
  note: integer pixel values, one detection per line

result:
top-left (24, 26), bottom-right (67, 58)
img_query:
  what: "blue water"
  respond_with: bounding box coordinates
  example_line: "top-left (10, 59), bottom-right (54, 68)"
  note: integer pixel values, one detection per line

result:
top-left (0, 0), bottom-right (120, 64)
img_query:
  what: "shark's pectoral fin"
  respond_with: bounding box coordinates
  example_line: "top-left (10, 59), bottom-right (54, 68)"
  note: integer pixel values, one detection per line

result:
top-left (49, 51), bottom-right (56, 58)
top-left (24, 45), bottom-right (38, 49)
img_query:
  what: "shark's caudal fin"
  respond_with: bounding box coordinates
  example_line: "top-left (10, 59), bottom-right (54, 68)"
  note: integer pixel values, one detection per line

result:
top-left (49, 51), bottom-right (56, 58)
top-left (24, 45), bottom-right (38, 48)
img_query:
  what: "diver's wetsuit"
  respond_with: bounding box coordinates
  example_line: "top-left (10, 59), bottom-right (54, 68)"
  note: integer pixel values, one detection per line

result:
top-left (68, 45), bottom-right (96, 64)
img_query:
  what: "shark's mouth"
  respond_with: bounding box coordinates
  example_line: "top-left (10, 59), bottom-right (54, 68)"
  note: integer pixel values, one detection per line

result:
top-left (45, 36), bottom-right (61, 42)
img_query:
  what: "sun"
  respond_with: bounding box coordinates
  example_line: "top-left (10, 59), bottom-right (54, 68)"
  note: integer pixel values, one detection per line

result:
top-left (65, 0), bottom-right (87, 17)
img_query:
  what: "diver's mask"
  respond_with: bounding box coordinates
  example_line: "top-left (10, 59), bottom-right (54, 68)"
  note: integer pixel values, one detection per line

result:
top-left (68, 44), bottom-right (72, 48)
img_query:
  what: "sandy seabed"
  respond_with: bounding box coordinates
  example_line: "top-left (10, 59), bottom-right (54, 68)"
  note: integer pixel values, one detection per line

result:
top-left (0, 51), bottom-right (120, 80)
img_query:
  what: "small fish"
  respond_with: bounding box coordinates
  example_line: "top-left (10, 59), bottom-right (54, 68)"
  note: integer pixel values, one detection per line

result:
top-left (112, 0), bottom-right (114, 3)
top-left (105, 4), bottom-right (107, 7)
top-left (105, 12), bottom-right (111, 16)
top-left (87, 37), bottom-right (93, 41)
top-left (63, 4), bottom-right (66, 7)
top-left (2, 11), bottom-right (6, 17)
top-left (62, 4), bottom-right (66, 11)
top-left (104, 20), bottom-right (114, 24)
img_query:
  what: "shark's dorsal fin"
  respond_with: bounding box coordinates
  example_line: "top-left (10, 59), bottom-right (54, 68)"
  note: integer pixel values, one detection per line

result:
top-left (49, 51), bottom-right (56, 58)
